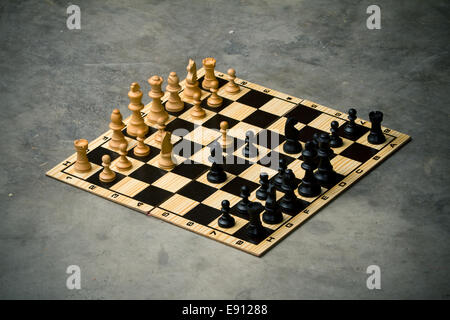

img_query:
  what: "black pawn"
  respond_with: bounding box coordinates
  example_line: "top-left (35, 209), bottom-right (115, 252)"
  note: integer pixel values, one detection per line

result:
top-left (279, 172), bottom-right (299, 214)
top-left (314, 133), bottom-right (337, 187)
top-left (218, 200), bottom-right (235, 228)
top-left (236, 185), bottom-right (251, 215)
top-left (208, 142), bottom-right (223, 163)
top-left (207, 144), bottom-right (227, 183)
top-left (274, 158), bottom-right (287, 188)
top-left (263, 184), bottom-right (283, 224)
top-left (246, 202), bottom-right (266, 239)
top-left (242, 130), bottom-right (258, 158)
top-left (283, 117), bottom-right (302, 154)
top-left (298, 141), bottom-right (322, 197)
top-left (368, 111), bottom-right (386, 144)
top-left (312, 132), bottom-right (320, 149)
top-left (256, 172), bottom-right (269, 200)
top-left (281, 169), bottom-right (298, 193)
top-left (330, 121), bottom-right (343, 148)
top-left (343, 108), bottom-right (358, 138)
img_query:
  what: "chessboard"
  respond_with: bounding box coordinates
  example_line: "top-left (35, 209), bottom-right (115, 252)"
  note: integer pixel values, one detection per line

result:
top-left (46, 67), bottom-right (411, 257)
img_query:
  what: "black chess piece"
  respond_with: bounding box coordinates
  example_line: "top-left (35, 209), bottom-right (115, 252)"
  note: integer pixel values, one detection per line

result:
top-left (242, 130), bottom-right (258, 158)
top-left (312, 132), bottom-right (320, 149)
top-left (207, 144), bottom-right (227, 183)
top-left (256, 172), bottom-right (269, 200)
top-left (279, 173), bottom-right (299, 214)
top-left (298, 141), bottom-right (322, 197)
top-left (283, 117), bottom-right (302, 154)
top-left (246, 202), bottom-right (266, 239)
top-left (262, 184), bottom-right (283, 224)
top-left (236, 185), bottom-right (251, 215)
top-left (274, 158), bottom-right (287, 189)
top-left (218, 200), bottom-right (235, 228)
top-left (281, 169), bottom-right (298, 193)
top-left (367, 111), bottom-right (386, 144)
top-left (329, 121), bottom-right (343, 148)
top-left (314, 132), bottom-right (337, 187)
top-left (343, 108), bottom-right (358, 138)
top-left (208, 141), bottom-right (223, 164)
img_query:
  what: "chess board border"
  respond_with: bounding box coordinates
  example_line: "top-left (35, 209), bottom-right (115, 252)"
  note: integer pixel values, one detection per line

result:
top-left (46, 67), bottom-right (411, 257)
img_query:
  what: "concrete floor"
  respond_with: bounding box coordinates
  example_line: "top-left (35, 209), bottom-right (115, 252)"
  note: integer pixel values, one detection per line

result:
top-left (0, 0), bottom-right (449, 299)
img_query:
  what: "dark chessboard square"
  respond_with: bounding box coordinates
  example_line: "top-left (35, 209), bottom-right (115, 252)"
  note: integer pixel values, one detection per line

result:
top-left (256, 129), bottom-right (285, 149)
top-left (129, 163), bottom-right (167, 184)
top-left (297, 126), bottom-right (327, 143)
top-left (177, 180), bottom-right (217, 202)
top-left (337, 123), bottom-right (370, 141)
top-left (173, 139), bottom-right (204, 157)
top-left (172, 161), bottom-right (209, 180)
top-left (221, 176), bottom-right (259, 196)
top-left (202, 114), bottom-right (239, 130)
top-left (87, 146), bottom-right (119, 166)
top-left (128, 145), bottom-right (160, 163)
top-left (201, 97), bottom-right (233, 113)
top-left (286, 104), bottom-right (322, 124)
top-left (224, 156), bottom-right (254, 175)
top-left (215, 76), bottom-right (229, 88)
top-left (237, 90), bottom-right (274, 109)
top-left (258, 151), bottom-right (296, 170)
top-left (232, 222), bottom-right (273, 245)
top-left (242, 110), bottom-right (278, 129)
top-left (166, 118), bottom-right (196, 136)
top-left (122, 126), bottom-right (157, 139)
top-left (85, 170), bottom-right (126, 190)
top-left (339, 143), bottom-right (378, 163)
top-left (163, 102), bottom-right (194, 117)
top-left (133, 185), bottom-right (173, 207)
top-left (183, 203), bottom-right (222, 226)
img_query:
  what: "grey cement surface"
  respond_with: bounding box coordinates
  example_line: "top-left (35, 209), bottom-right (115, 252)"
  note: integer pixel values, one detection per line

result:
top-left (0, 0), bottom-right (449, 299)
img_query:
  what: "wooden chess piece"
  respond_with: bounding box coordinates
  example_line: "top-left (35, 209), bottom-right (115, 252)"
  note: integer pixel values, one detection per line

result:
top-left (225, 68), bottom-right (240, 93)
top-left (74, 139), bottom-right (91, 173)
top-left (190, 92), bottom-right (206, 119)
top-left (146, 75), bottom-right (168, 124)
top-left (155, 116), bottom-right (166, 144)
top-left (207, 80), bottom-right (222, 108)
top-left (202, 57), bottom-right (217, 91)
top-left (116, 142), bottom-right (132, 171)
top-left (134, 129), bottom-right (150, 157)
top-left (99, 155), bottom-right (116, 183)
top-left (109, 109), bottom-right (127, 150)
top-left (126, 82), bottom-right (148, 137)
top-left (219, 121), bottom-right (232, 148)
top-left (158, 132), bottom-right (175, 170)
top-left (183, 59), bottom-right (201, 100)
top-left (165, 72), bottom-right (184, 112)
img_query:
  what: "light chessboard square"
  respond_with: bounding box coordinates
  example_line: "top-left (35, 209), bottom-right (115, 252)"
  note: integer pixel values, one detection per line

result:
top-left (152, 172), bottom-right (191, 193)
top-left (110, 176), bottom-right (149, 197)
top-left (202, 189), bottom-right (240, 209)
top-left (65, 163), bottom-right (101, 180)
top-left (159, 194), bottom-right (199, 215)
top-left (219, 102), bottom-right (256, 121)
top-left (260, 98), bottom-right (297, 116)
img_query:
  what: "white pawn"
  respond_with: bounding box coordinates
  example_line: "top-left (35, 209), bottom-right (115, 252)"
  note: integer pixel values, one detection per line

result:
top-left (134, 129), bottom-right (150, 157)
top-left (116, 143), bottom-right (132, 171)
top-left (165, 72), bottom-right (184, 112)
top-left (225, 68), bottom-right (240, 93)
top-left (207, 80), bottom-right (222, 108)
top-left (99, 155), bottom-right (116, 183)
